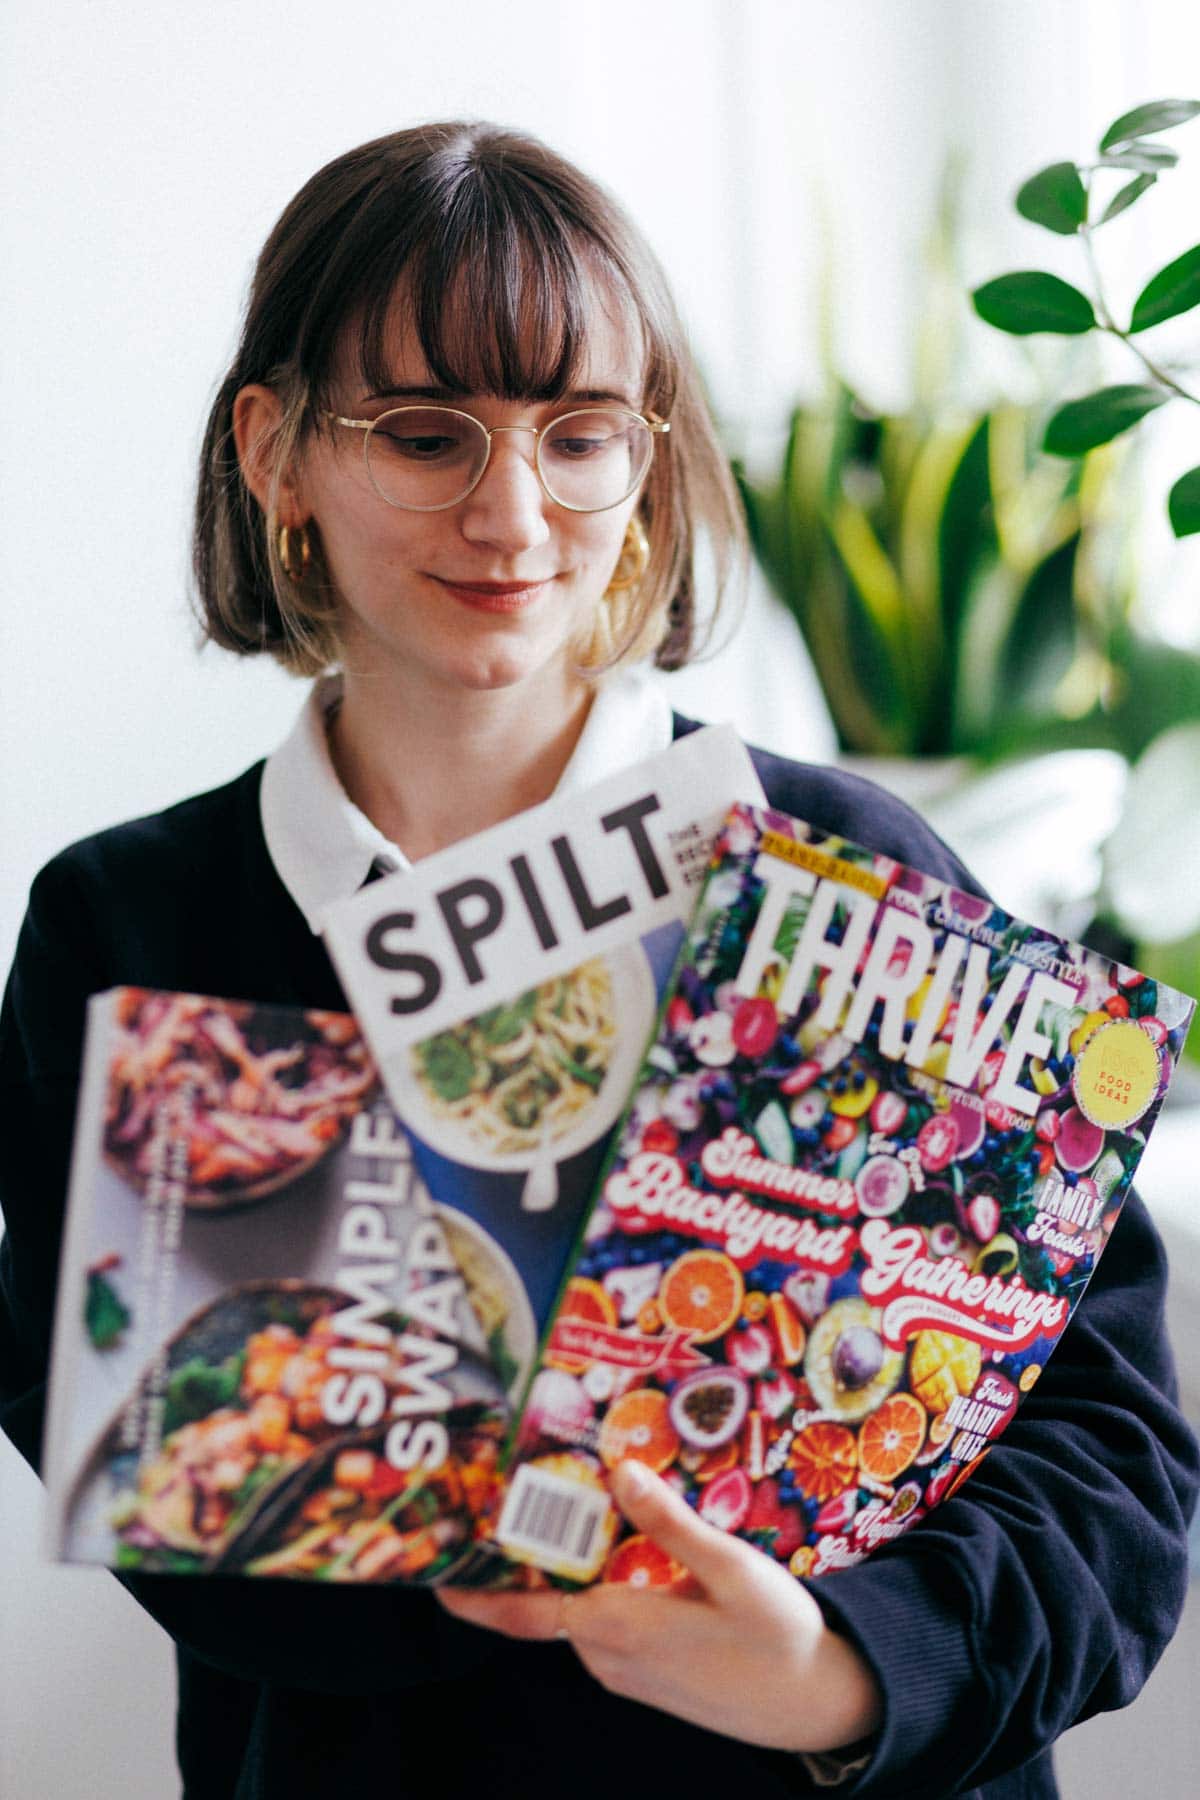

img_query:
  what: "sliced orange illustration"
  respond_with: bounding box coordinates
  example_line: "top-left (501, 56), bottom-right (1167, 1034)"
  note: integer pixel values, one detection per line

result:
top-left (603, 1533), bottom-right (687, 1588)
top-left (789, 1420), bottom-right (859, 1503)
top-left (656, 1250), bottom-right (745, 1343)
top-left (768, 1292), bottom-right (807, 1366)
top-left (545, 1276), bottom-right (619, 1375)
top-left (598, 1387), bottom-right (680, 1472)
top-left (857, 1393), bottom-right (927, 1485)
top-left (692, 1441), bottom-right (740, 1484)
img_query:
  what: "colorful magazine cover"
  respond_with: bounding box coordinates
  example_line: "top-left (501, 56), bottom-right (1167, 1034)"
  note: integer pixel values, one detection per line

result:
top-left (321, 725), bottom-right (764, 1358)
top-left (43, 989), bottom-right (508, 1584)
top-left (492, 801), bottom-right (1195, 1587)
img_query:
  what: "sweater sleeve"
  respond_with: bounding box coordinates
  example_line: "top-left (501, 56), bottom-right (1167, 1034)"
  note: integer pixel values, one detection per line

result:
top-left (0, 853), bottom-right (486, 1695)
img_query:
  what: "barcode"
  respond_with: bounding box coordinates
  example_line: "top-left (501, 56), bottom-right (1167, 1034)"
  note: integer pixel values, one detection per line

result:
top-left (495, 1464), bottom-right (612, 1579)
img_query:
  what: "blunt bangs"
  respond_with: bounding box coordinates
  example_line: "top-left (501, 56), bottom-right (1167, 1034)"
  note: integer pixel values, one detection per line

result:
top-left (298, 144), bottom-right (646, 411)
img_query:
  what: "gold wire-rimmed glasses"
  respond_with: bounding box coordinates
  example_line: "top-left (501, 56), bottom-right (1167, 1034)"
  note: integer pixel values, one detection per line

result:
top-left (325, 403), bottom-right (669, 513)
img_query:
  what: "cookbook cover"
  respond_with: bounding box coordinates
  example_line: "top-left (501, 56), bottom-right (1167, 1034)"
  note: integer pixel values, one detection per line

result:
top-left (321, 725), bottom-right (765, 1366)
top-left (43, 989), bottom-right (508, 1584)
top-left (493, 801), bottom-right (1195, 1586)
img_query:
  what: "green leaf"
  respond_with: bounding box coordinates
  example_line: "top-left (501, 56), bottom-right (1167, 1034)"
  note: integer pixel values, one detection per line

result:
top-left (1130, 243), bottom-right (1200, 330)
top-left (935, 418), bottom-right (996, 683)
top-left (1099, 99), bottom-right (1200, 152)
top-left (162, 1351), bottom-right (246, 1435)
top-left (1099, 143), bottom-right (1179, 173)
top-left (1043, 385), bottom-right (1168, 455)
top-left (476, 990), bottom-right (536, 1045)
top-left (417, 1032), bottom-right (476, 1101)
top-left (972, 272), bottom-right (1096, 336)
top-left (1097, 172), bottom-right (1157, 225)
top-left (995, 537), bottom-right (1081, 721)
top-left (487, 1324), bottom-right (520, 1396)
top-left (1168, 465), bottom-right (1200, 536)
top-left (85, 1269), bottom-right (131, 1349)
top-left (1015, 162), bottom-right (1088, 234)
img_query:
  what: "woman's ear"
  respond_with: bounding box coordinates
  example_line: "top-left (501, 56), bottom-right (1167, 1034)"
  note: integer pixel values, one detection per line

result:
top-left (231, 384), bottom-right (306, 527)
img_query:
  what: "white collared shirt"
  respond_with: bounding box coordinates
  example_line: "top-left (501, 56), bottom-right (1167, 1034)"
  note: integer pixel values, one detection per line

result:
top-left (260, 672), bottom-right (676, 932)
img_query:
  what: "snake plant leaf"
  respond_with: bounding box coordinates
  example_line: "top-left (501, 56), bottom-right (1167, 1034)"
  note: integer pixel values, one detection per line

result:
top-left (803, 551), bottom-right (909, 754)
top-left (826, 498), bottom-right (906, 645)
top-left (822, 381), bottom-right (866, 511)
top-left (1168, 465), bottom-right (1200, 537)
top-left (734, 463), bottom-right (791, 599)
top-left (951, 556), bottom-right (1018, 748)
top-left (1015, 162), bottom-right (1088, 234)
top-left (1099, 99), bottom-right (1200, 153)
top-left (1097, 172), bottom-right (1157, 226)
top-left (895, 420), bottom-right (985, 745)
top-left (825, 498), bottom-right (917, 746)
top-left (1129, 243), bottom-right (1200, 331)
top-left (934, 416), bottom-right (995, 667)
top-left (995, 536), bottom-right (1082, 717)
top-left (972, 272), bottom-right (1096, 336)
top-left (1099, 143), bottom-right (1180, 173)
top-left (1043, 385), bottom-right (1168, 456)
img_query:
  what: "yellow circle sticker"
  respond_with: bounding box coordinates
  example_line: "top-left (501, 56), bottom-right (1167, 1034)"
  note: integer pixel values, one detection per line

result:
top-left (1072, 1019), bottom-right (1161, 1128)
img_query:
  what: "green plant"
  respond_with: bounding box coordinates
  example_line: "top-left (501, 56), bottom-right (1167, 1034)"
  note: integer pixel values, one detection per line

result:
top-left (972, 98), bottom-right (1200, 536)
top-left (736, 386), bottom-right (1131, 757)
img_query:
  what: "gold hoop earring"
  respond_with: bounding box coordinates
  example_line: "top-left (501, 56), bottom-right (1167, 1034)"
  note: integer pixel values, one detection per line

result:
top-left (277, 522), bottom-right (312, 584)
top-left (605, 516), bottom-right (650, 594)
top-left (577, 516), bottom-right (654, 673)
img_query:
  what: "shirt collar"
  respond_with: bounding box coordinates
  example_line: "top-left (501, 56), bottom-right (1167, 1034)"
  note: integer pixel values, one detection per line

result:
top-left (260, 671), bottom-right (675, 932)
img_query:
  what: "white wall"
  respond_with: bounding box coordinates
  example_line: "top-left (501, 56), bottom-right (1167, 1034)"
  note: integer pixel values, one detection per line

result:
top-left (3, 4), bottom-right (1199, 1795)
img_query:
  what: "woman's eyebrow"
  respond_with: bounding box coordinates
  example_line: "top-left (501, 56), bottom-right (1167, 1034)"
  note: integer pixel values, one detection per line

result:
top-left (362, 382), bottom-right (460, 403)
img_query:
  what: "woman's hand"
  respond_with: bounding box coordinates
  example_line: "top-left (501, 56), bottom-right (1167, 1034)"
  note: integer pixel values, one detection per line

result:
top-left (437, 1460), bottom-right (883, 1754)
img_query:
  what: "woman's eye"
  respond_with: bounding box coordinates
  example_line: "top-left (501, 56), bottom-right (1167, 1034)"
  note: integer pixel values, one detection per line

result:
top-left (375, 432), bottom-right (461, 460)
top-left (547, 434), bottom-right (611, 459)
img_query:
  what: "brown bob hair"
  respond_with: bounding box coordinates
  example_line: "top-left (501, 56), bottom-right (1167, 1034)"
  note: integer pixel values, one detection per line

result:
top-left (193, 120), bottom-right (746, 677)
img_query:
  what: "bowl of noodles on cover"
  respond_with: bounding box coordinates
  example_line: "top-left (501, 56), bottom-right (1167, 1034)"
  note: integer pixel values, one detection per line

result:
top-left (390, 945), bottom-right (656, 1173)
top-left (102, 990), bottom-right (379, 1210)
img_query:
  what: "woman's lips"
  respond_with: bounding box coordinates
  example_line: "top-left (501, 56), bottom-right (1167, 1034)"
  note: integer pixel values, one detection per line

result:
top-left (432, 576), bottom-right (554, 612)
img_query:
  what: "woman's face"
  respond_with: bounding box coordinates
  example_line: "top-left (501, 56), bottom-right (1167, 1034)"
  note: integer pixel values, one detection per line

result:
top-left (294, 296), bottom-right (647, 702)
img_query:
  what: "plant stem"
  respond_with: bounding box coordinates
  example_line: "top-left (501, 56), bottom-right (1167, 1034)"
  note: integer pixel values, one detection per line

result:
top-left (1078, 186), bottom-right (1200, 404)
top-left (1104, 321), bottom-right (1200, 403)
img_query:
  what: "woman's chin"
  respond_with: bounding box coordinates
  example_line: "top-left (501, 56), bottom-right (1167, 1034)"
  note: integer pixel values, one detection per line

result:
top-left (435, 639), bottom-right (573, 698)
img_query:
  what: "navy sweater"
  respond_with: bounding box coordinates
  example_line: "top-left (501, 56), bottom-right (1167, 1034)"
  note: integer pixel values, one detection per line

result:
top-left (2, 730), bottom-right (1195, 1798)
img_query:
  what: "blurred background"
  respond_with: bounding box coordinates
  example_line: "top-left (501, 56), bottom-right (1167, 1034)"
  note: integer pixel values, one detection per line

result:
top-left (2, 2), bottom-right (1197, 1793)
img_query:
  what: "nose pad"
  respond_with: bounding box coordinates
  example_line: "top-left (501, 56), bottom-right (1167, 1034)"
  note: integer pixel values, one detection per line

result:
top-left (460, 432), bottom-right (551, 548)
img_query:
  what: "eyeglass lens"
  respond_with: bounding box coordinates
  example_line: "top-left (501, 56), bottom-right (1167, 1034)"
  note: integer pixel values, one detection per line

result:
top-left (363, 407), bottom-right (653, 511)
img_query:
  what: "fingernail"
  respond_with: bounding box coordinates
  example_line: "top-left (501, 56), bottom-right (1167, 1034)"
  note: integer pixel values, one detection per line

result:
top-left (617, 1459), bottom-right (650, 1499)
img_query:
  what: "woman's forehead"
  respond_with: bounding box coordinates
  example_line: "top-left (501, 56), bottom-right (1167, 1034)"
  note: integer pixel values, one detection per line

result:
top-left (340, 264), bottom-right (646, 404)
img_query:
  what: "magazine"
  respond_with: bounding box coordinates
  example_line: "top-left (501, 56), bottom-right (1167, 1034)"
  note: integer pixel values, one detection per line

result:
top-left (43, 990), bottom-right (509, 1584)
top-left (321, 726), bottom-right (764, 1355)
top-left (493, 801), bottom-right (1195, 1586)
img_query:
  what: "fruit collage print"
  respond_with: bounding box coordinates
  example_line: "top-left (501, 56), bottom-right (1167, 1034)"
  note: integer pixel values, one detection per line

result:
top-left (497, 804), bottom-right (1193, 1588)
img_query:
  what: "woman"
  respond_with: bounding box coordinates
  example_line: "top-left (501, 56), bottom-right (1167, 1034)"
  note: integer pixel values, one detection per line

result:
top-left (1, 122), bottom-right (1195, 1800)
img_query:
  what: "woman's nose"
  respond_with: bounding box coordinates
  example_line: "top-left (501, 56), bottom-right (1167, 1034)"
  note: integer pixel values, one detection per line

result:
top-left (459, 430), bottom-right (552, 552)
